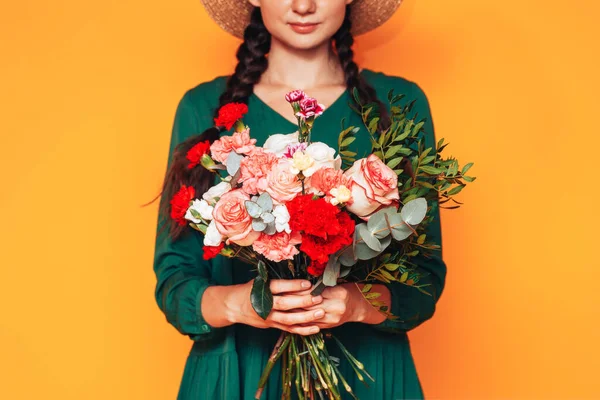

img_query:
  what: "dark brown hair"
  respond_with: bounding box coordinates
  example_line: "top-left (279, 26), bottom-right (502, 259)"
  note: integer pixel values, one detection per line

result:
top-left (148, 6), bottom-right (391, 242)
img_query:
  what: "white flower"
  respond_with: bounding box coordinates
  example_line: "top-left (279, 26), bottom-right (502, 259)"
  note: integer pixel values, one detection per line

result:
top-left (185, 199), bottom-right (214, 222)
top-left (204, 220), bottom-right (224, 247)
top-left (263, 132), bottom-right (300, 156)
top-left (202, 181), bottom-right (232, 205)
top-left (272, 205), bottom-right (291, 234)
top-left (290, 151), bottom-right (314, 175)
top-left (303, 142), bottom-right (341, 177)
top-left (329, 185), bottom-right (352, 206)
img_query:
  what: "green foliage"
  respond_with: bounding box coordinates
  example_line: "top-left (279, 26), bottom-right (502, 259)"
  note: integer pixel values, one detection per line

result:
top-left (251, 261), bottom-right (273, 320)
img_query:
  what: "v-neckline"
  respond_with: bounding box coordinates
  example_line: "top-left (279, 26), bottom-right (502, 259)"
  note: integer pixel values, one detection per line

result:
top-left (250, 69), bottom-right (369, 130)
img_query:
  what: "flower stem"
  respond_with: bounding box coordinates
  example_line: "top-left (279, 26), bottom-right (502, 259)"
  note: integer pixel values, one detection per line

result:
top-left (254, 332), bottom-right (291, 399)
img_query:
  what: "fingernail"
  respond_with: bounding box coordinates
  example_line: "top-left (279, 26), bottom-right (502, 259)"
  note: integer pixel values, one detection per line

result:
top-left (310, 327), bottom-right (319, 334)
top-left (312, 296), bottom-right (322, 304)
top-left (301, 281), bottom-right (311, 288)
top-left (314, 310), bottom-right (325, 318)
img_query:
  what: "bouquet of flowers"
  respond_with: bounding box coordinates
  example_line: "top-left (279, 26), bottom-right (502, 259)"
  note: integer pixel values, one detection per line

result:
top-left (169, 89), bottom-right (475, 399)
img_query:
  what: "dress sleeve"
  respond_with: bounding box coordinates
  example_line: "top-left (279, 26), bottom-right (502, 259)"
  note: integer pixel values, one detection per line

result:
top-left (372, 81), bottom-right (448, 334)
top-left (152, 89), bottom-right (225, 342)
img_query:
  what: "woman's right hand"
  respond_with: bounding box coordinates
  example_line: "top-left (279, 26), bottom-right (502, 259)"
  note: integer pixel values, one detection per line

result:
top-left (232, 279), bottom-right (325, 336)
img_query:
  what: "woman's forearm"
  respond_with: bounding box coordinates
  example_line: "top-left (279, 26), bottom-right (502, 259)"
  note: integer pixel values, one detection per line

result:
top-left (201, 284), bottom-right (245, 328)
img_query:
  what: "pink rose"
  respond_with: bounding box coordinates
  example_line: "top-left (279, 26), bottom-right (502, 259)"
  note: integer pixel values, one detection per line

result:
top-left (238, 148), bottom-right (279, 195)
top-left (252, 231), bottom-right (302, 262)
top-left (295, 97), bottom-right (325, 119)
top-left (344, 154), bottom-right (400, 219)
top-left (209, 128), bottom-right (257, 164)
top-left (212, 189), bottom-right (260, 246)
top-left (266, 159), bottom-right (303, 204)
top-left (285, 90), bottom-right (306, 103)
top-left (307, 167), bottom-right (351, 196)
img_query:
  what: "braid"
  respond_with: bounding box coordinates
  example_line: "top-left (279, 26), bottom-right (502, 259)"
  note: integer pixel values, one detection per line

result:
top-left (214, 7), bottom-right (271, 118)
top-left (333, 6), bottom-right (392, 132)
top-left (149, 7), bottom-right (272, 241)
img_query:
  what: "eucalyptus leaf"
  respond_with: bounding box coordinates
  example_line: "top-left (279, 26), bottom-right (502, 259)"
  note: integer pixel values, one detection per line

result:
top-left (340, 267), bottom-right (351, 278)
top-left (262, 212), bottom-right (275, 224)
top-left (251, 275), bottom-right (273, 320)
top-left (252, 219), bottom-right (266, 232)
top-left (355, 235), bottom-right (392, 260)
top-left (367, 207), bottom-right (397, 239)
top-left (263, 222), bottom-right (276, 235)
top-left (357, 223), bottom-right (382, 251)
top-left (400, 198), bottom-right (428, 225)
top-left (256, 192), bottom-right (273, 212)
top-left (226, 151), bottom-right (244, 176)
top-left (339, 245), bottom-right (357, 266)
top-left (323, 255), bottom-right (341, 287)
top-left (245, 200), bottom-right (263, 219)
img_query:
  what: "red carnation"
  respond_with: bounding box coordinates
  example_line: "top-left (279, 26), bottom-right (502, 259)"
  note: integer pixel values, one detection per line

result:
top-left (307, 261), bottom-right (327, 277)
top-left (214, 103), bottom-right (249, 130)
top-left (170, 185), bottom-right (195, 226)
top-left (203, 243), bottom-right (225, 260)
top-left (287, 195), bottom-right (355, 265)
top-left (186, 140), bottom-right (211, 169)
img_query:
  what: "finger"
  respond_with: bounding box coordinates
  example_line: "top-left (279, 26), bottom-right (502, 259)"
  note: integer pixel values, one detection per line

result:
top-left (271, 322), bottom-right (320, 336)
top-left (273, 294), bottom-right (323, 311)
top-left (269, 309), bottom-right (325, 326)
top-left (270, 279), bottom-right (312, 294)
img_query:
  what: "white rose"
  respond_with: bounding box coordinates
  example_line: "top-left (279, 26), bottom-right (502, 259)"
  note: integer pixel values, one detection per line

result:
top-left (204, 220), bottom-right (224, 247)
top-left (303, 142), bottom-right (341, 177)
top-left (263, 132), bottom-right (300, 156)
top-left (202, 181), bottom-right (232, 205)
top-left (272, 205), bottom-right (291, 234)
top-left (185, 199), bottom-right (214, 222)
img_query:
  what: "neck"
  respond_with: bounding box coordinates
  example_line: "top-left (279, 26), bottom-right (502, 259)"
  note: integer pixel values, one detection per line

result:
top-left (259, 37), bottom-right (346, 90)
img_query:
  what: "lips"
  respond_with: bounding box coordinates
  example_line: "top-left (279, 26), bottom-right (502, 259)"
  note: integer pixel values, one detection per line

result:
top-left (289, 22), bottom-right (319, 34)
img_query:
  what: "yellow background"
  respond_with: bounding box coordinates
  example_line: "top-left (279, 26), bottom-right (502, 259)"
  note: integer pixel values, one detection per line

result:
top-left (1, 0), bottom-right (599, 398)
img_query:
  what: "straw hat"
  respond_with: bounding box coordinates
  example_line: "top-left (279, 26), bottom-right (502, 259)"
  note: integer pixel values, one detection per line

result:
top-left (200, 0), bottom-right (403, 38)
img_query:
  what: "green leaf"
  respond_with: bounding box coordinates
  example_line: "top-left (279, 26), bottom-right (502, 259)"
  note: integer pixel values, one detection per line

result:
top-left (365, 292), bottom-right (382, 300)
top-left (362, 283), bottom-right (373, 293)
top-left (463, 176), bottom-right (476, 182)
top-left (417, 234), bottom-right (426, 244)
top-left (251, 274), bottom-right (273, 320)
top-left (461, 162), bottom-right (474, 175)
top-left (400, 272), bottom-right (409, 283)
top-left (386, 157), bottom-right (403, 170)
top-left (448, 185), bottom-right (466, 196)
top-left (380, 269), bottom-right (395, 281)
top-left (341, 137), bottom-right (356, 147)
top-left (421, 155), bottom-right (436, 165)
top-left (340, 151), bottom-right (357, 157)
top-left (257, 260), bottom-right (268, 281)
top-left (384, 145), bottom-right (404, 159)
top-left (189, 209), bottom-right (202, 220)
top-left (384, 263), bottom-right (401, 271)
top-left (420, 165), bottom-right (444, 175)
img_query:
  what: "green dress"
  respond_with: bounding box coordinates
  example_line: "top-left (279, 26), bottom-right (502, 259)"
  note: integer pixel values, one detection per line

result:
top-left (153, 68), bottom-right (447, 400)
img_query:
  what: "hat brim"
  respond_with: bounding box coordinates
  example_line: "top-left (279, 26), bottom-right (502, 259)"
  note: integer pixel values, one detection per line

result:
top-left (200, 0), bottom-right (403, 39)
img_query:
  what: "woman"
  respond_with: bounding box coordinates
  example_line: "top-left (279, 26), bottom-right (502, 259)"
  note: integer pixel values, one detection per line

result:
top-left (153, 0), bottom-right (447, 398)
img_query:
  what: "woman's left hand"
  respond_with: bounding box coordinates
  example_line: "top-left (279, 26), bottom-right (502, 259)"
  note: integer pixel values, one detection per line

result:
top-left (302, 283), bottom-right (389, 329)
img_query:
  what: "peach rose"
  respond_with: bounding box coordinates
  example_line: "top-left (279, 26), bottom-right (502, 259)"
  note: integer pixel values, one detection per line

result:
top-left (252, 231), bottom-right (302, 262)
top-left (344, 154), bottom-right (399, 219)
top-left (238, 148), bottom-right (279, 195)
top-left (209, 128), bottom-right (257, 164)
top-left (212, 189), bottom-right (260, 246)
top-left (266, 159), bottom-right (303, 204)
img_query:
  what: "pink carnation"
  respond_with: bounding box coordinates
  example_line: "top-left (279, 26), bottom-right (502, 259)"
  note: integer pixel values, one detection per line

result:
top-left (295, 97), bottom-right (325, 120)
top-left (209, 128), bottom-right (257, 164)
top-left (238, 148), bottom-right (279, 195)
top-left (307, 167), bottom-right (351, 196)
top-left (285, 90), bottom-right (306, 103)
top-left (283, 142), bottom-right (308, 159)
top-left (252, 231), bottom-right (302, 262)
